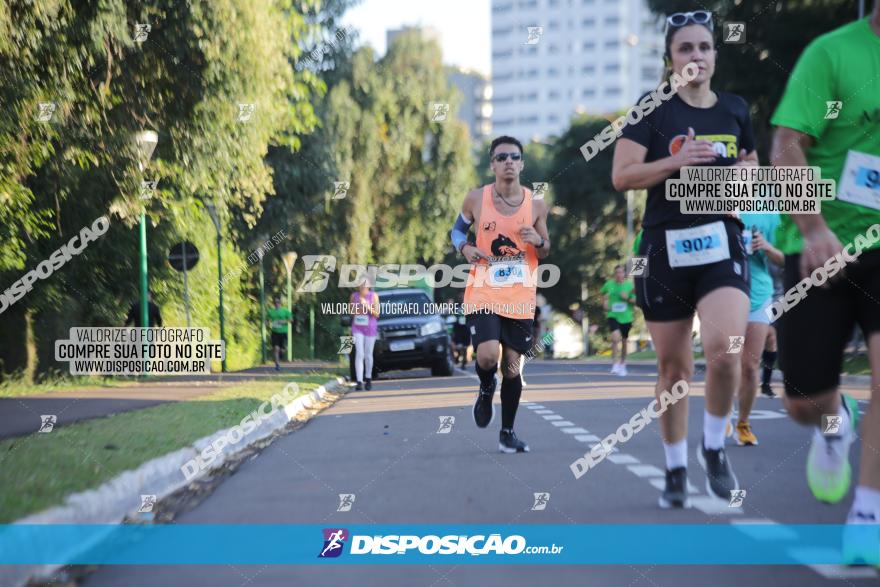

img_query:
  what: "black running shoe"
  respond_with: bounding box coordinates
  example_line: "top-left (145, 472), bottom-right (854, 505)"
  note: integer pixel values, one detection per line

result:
top-left (364, 378), bottom-right (372, 391)
top-left (355, 382), bottom-right (363, 391)
top-left (760, 383), bottom-right (775, 397)
top-left (472, 376), bottom-right (497, 428)
top-left (499, 429), bottom-right (529, 453)
top-left (697, 439), bottom-right (739, 500)
top-left (658, 467), bottom-right (690, 509)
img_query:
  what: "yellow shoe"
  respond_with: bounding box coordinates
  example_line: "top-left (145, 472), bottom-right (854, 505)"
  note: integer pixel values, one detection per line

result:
top-left (736, 421), bottom-right (759, 446)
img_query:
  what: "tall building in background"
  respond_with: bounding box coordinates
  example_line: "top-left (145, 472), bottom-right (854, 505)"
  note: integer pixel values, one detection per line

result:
top-left (387, 26), bottom-right (493, 145)
top-left (386, 25), bottom-right (442, 50)
top-left (491, 0), bottom-right (665, 141)
top-left (448, 68), bottom-right (493, 144)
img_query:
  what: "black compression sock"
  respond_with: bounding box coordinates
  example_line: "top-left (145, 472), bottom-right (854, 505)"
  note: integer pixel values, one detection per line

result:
top-left (761, 350), bottom-right (777, 386)
top-left (500, 376), bottom-right (523, 430)
top-left (475, 362), bottom-right (497, 388)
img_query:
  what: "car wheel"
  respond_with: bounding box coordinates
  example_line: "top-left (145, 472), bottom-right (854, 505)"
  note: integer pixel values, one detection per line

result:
top-left (431, 346), bottom-right (455, 377)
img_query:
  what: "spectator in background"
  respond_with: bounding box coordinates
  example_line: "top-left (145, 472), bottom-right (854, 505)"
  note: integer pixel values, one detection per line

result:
top-left (125, 291), bottom-right (162, 327)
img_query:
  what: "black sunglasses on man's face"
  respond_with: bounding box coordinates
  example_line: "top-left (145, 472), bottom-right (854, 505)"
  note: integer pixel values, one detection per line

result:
top-left (492, 152), bottom-right (522, 162)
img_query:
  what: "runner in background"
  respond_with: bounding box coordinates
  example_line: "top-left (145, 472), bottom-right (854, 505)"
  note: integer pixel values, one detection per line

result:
top-left (451, 294), bottom-right (471, 369)
top-left (601, 265), bottom-right (636, 376)
top-left (731, 214), bottom-right (783, 446)
top-left (770, 2), bottom-right (880, 561)
top-left (349, 278), bottom-right (380, 390)
top-left (125, 291), bottom-right (162, 327)
top-left (612, 10), bottom-right (756, 507)
top-left (266, 295), bottom-right (292, 371)
top-left (759, 252), bottom-right (785, 397)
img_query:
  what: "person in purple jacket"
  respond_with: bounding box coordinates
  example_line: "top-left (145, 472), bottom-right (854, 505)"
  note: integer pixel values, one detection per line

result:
top-left (350, 278), bottom-right (380, 390)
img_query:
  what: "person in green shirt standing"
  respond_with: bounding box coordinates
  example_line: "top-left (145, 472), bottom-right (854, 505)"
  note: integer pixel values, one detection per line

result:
top-left (600, 265), bottom-right (636, 377)
top-left (770, 3), bottom-right (880, 559)
top-left (266, 295), bottom-right (293, 371)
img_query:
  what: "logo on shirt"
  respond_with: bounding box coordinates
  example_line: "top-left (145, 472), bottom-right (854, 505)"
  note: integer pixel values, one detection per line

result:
top-left (482, 221), bottom-right (497, 232)
top-left (491, 234), bottom-right (521, 257)
top-left (669, 133), bottom-right (738, 159)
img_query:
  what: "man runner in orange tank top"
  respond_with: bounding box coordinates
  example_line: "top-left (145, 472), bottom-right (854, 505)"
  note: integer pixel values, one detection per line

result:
top-left (450, 136), bottom-right (551, 453)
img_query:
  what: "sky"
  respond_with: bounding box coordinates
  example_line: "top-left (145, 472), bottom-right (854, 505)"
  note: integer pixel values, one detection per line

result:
top-left (339, 0), bottom-right (491, 75)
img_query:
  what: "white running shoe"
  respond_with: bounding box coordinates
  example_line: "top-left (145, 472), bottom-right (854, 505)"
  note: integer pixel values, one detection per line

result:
top-left (807, 395), bottom-right (858, 504)
top-left (611, 362), bottom-right (621, 375)
top-left (617, 364), bottom-right (627, 377)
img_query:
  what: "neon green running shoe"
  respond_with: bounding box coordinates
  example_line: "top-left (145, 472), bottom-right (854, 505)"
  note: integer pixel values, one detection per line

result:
top-left (806, 394), bottom-right (860, 504)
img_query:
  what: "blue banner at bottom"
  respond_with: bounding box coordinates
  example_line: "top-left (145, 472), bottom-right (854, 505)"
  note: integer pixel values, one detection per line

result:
top-left (0, 524), bottom-right (877, 565)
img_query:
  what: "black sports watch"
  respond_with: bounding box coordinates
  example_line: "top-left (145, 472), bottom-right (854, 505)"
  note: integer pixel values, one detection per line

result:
top-left (536, 237), bottom-right (546, 250)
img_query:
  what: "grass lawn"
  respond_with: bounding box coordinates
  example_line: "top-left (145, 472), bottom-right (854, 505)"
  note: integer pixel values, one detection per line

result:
top-left (842, 354), bottom-right (872, 376)
top-left (0, 376), bottom-right (136, 399)
top-left (0, 371), bottom-right (343, 523)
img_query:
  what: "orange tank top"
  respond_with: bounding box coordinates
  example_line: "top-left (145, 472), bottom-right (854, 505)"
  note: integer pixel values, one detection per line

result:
top-left (463, 184), bottom-right (538, 319)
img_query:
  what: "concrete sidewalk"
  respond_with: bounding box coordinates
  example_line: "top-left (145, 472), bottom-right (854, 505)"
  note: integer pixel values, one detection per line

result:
top-left (0, 361), bottom-right (342, 440)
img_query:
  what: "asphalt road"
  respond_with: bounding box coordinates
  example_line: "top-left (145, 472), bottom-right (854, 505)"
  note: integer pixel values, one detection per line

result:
top-left (82, 360), bottom-right (876, 586)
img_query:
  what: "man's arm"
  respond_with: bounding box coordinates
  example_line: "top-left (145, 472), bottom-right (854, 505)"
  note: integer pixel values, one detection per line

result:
top-left (531, 199), bottom-right (551, 259)
top-left (518, 198), bottom-right (550, 258)
top-left (454, 188), bottom-right (490, 263)
top-left (770, 126), bottom-right (842, 279)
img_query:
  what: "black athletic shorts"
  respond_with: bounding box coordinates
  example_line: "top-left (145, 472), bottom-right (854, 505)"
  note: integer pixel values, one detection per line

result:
top-left (452, 323), bottom-right (471, 346)
top-left (608, 318), bottom-right (632, 338)
top-left (270, 331), bottom-right (287, 349)
top-left (635, 218), bottom-right (749, 321)
top-left (777, 248), bottom-right (880, 397)
top-left (466, 311), bottom-right (534, 355)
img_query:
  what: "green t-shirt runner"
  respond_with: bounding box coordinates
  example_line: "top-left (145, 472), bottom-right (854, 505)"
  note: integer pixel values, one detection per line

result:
top-left (267, 307), bottom-right (292, 334)
top-left (771, 18), bottom-right (880, 254)
top-left (600, 279), bottom-right (635, 324)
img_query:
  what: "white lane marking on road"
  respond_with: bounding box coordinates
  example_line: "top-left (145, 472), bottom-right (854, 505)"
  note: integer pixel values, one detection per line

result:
top-left (543, 415), bottom-right (563, 420)
top-left (529, 405), bottom-right (547, 410)
top-left (561, 427), bottom-right (590, 434)
top-left (803, 563), bottom-right (878, 580)
top-left (746, 409), bottom-right (788, 420)
top-left (689, 496), bottom-right (744, 515)
top-left (607, 453), bottom-right (639, 464)
top-left (575, 435), bottom-right (601, 442)
top-left (788, 548), bottom-right (880, 579)
top-left (627, 464), bottom-right (665, 478)
top-left (535, 410), bottom-right (553, 414)
top-left (551, 421), bottom-right (575, 427)
top-left (730, 519), bottom-right (799, 540)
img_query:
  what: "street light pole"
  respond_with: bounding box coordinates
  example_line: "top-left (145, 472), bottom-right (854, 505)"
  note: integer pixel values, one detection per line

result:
top-left (205, 203), bottom-right (227, 373)
top-left (282, 251), bottom-right (298, 362)
top-left (258, 249), bottom-right (267, 365)
top-left (134, 131), bottom-right (158, 333)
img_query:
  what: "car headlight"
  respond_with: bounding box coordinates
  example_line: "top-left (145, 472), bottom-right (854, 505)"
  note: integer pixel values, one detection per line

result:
top-left (420, 321), bottom-right (443, 336)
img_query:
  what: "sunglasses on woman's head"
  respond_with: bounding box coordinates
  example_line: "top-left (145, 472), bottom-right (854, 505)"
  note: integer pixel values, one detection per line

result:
top-left (665, 10), bottom-right (713, 33)
top-left (493, 152), bottom-right (522, 162)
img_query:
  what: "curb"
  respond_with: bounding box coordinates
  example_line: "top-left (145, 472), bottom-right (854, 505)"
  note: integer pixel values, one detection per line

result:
top-left (3, 376), bottom-right (347, 587)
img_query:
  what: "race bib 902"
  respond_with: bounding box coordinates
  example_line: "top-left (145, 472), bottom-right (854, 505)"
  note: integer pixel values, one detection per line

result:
top-left (665, 221), bottom-right (731, 268)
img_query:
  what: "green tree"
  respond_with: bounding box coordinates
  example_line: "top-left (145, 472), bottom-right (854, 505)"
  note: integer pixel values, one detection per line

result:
top-left (0, 0), bottom-right (326, 379)
top-left (544, 116), bottom-right (645, 331)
